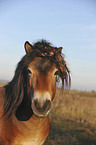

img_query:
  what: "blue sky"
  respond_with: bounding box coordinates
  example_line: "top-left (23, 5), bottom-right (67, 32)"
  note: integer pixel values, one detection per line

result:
top-left (0, 0), bottom-right (96, 91)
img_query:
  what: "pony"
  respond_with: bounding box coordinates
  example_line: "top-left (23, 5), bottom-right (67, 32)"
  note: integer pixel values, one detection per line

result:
top-left (0, 40), bottom-right (71, 145)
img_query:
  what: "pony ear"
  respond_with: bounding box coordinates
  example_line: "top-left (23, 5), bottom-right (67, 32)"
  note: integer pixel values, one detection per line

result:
top-left (24, 41), bottom-right (33, 54)
top-left (58, 47), bottom-right (63, 53)
top-left (57, 47), bottom-right (63, 54)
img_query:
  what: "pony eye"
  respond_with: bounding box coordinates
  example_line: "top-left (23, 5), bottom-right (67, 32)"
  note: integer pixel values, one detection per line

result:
top-left (28, 69), bottom-right (32, 75)
top-left (54, 71), bottom-right (59, 76)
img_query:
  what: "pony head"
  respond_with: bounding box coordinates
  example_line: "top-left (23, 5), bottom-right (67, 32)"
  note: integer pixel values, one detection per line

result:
top-left (4, 40), bottom-right (71, 120)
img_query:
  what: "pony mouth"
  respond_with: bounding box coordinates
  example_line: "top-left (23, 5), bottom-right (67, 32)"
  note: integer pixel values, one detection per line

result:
top-left (33, 111), bottom-right (50, 118)
top-left (31, 104), bottom-right (51, 118)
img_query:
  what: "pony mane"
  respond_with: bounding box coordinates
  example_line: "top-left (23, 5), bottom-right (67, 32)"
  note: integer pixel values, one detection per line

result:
top-left (4, 40), bottom-right (71, 117)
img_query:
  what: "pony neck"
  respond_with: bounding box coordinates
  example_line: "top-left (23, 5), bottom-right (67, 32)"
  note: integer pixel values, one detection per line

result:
top-left (8, 114), bottom-right (49, 145)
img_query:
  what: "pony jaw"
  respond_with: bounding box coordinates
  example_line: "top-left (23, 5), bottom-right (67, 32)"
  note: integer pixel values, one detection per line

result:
top-left (31, 91), bottom-right (51, 118)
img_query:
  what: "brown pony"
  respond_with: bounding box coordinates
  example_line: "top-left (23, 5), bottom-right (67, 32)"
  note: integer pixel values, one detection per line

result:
top-left (0, 40), bottom-right (71, 145)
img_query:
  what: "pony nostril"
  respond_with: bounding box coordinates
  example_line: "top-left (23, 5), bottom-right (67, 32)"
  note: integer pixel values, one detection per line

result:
top-left (35, 100), bottom-right (42, 110)
top-left (43, 100), bottom-right (51, 112)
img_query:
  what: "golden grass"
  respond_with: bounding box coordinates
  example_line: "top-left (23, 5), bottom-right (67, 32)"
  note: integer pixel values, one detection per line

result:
top-left (56, 89), bottom-right (96, 123)
top-left (0, 82), bottom-right (6, 87)
top-left (44, 89), bottom-right (96, 145)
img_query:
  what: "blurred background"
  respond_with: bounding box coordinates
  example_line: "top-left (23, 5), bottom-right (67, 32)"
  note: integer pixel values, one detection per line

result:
top-left (0, 0), bottom-right (96, 91)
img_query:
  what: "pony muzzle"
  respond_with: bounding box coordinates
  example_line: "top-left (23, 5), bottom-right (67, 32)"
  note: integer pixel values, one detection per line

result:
top-left (31, 92), bottom-right (51, 118)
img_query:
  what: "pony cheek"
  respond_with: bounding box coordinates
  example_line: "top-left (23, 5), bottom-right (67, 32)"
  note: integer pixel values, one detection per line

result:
top-left (29, 75), bottom-right (37, 89)
top-left (51, 87), bottom-right (56, 101)
top-left (32, 76), bottom-right (37, 89)
top-left (51, 78), bottom-right (56, 100)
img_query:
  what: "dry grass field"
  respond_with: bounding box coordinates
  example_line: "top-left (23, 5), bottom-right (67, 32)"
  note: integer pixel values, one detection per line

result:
top-left (0, 82), bottom-right (6, 87)
top-left (44, 89), bottom-right (96, 145)
top-left (0, 82), bottom-right (96, 145)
